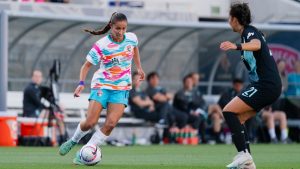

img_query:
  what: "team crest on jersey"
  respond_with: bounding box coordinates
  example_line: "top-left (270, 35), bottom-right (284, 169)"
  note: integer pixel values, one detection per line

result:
top-left (111, 58), bottom-right (120, 65)
top-left (247, 32), bottom-right (254, 39)
top-left (127, 46), bottom-right (132, 52)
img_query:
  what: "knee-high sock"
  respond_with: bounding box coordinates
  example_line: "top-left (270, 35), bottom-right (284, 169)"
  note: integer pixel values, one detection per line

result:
top-left (87, 128), bottom-right (108, 147)
top-left (71, 124), bottom-right (90, 143)
top-left (242, 124), bottom-right (251, 154)
top-left (223, 111), bottom-right (246, 152)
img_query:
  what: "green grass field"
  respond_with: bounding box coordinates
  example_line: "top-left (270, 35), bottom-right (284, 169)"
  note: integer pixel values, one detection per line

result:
top-left (0, 144), bottom-right (299, 169)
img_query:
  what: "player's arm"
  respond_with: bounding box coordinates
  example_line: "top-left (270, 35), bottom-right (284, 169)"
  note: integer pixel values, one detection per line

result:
top-left (220, 39), bottom-right (261, 51)
top-left (74, 61), bottom-right (93, 97)
top-left (152, 93), bottom-right (169, 102)
top-left (132, 95), bottom-right (153, 107)
top-left (133, 47), bottom-right (145, 81)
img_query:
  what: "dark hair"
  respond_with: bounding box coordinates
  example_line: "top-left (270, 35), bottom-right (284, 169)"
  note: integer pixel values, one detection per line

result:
top-left (230, 3), bottom-right (252, 26)
top-left (84, 12), bottom-right (127, 35)
top-left (183, 74), bottom-right (192, 83)
top-left (232, 78), bottom-right (244, 84)
top-left (147, 71), bottom-right (159, 82)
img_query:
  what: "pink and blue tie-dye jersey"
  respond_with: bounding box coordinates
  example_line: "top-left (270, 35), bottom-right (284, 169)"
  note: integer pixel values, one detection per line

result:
top-left (86, 32), bottom-right (138, 90)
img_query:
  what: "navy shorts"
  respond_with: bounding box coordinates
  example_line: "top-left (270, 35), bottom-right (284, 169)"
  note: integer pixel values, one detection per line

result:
top-left (238, 83), bottom-right (281, 112)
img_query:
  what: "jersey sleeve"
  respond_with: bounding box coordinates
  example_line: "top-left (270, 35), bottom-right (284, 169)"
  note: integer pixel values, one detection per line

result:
top-left (243, 27), bottom-right (260, 43)
top-left (86, 43), bottom-right (103, 65)
top-left (126, 32), bottom-right (138, 47)
top-left (146, 87), bottom-right (158, 99)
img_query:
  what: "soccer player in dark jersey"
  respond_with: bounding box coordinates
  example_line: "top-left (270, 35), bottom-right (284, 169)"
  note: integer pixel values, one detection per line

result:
top-left (220, 3), bottom-right (281, 169)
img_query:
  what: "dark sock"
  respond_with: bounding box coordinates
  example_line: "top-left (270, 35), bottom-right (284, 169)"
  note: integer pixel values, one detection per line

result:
top-left (59, 135), bottom-right (66, 145)
top-left (242, 124), bottom-right (251, 154)
top-left (223, 111), bottom-right (246, 152)
top-left (214, 131), bottom-right (223, 143)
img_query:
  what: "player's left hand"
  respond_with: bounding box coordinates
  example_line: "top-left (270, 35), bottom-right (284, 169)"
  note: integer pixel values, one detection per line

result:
top-left (137, 68), bottom-right (145, 81)
top-left (220, 41), bottom-right (237, 51)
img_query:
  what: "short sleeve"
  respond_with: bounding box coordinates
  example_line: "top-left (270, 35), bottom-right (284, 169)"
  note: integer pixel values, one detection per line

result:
top-left (243, 27), bottom-right (260, 43)
top-left (146, 87), bottom-right (158, 99)
top-left (86, 44), bottom-right (103, 65)
top-left (126, 32), bottom-right (138, 47)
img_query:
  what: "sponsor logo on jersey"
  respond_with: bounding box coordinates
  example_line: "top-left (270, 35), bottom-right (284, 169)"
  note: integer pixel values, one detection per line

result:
top-left (247, 32), bottom-right (254, 39)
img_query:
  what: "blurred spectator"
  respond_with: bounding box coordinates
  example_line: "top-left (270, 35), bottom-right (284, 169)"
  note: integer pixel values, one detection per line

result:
top-left (129, 72), bottom-right (162, 123)
top-left (173, 75), bottom-right (203, 130)
top-left (22, 70), bottom-right (66, 145)
top-left (190, 72), bottom-right (223, 143)
top-left (173, 74), bottom-right (211, 143)
top-left (261, 106), bottom-right (289, 143)
top-left (286, 60), bottom-right (300, 96)
top-left (23, 70), bottom-right (46, 118)
top-left (146, 72), bottom-right (188, 129)
top-left (277, 59), bottom-right (288, 93)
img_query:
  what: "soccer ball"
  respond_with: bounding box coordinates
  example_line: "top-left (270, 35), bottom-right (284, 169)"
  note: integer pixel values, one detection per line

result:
top-left (79, 144), bottom-right (102, 166)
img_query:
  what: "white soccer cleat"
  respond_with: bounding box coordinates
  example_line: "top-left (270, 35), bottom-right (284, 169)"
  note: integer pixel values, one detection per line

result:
top-left (226, 151), bottom-right (256, 169)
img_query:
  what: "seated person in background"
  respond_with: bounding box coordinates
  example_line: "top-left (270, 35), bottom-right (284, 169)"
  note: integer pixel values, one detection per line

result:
top-left (190, 72), bottom-right (223, 143)
top-left (261, 105), bottom-right (289, 143)
top-left (129, 72), bottom-right (162, 123)
top-left (23, 70), bottom-right (66, 145)
top-left (286, 60), bottom-right (300, 96)
top-left (173, 74), bottom-right (206, 142)
top-left (146, 72), bottom-right (188, 129)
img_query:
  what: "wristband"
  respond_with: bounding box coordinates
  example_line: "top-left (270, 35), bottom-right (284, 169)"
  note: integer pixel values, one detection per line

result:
top-left (79, 81), bottom-right (85, 86)
top-left (236, 43), bottom-right (242, 50)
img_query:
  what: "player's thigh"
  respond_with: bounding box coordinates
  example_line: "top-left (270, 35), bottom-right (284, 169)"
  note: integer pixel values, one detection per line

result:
top-left (86, 100), bottom-right (103, 123)
top-left (106, 103), bottom-right (125, 124)
top-left (223, 96), bottom-right (254, 114)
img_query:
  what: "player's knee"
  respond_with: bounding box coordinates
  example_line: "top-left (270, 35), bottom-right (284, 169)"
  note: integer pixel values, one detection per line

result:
top-left (104, 121), bottom-right (117, 131)
top-left (280, 112), bottom-right (286, 119)
top-left (85, 121), bottom-right (98, 129)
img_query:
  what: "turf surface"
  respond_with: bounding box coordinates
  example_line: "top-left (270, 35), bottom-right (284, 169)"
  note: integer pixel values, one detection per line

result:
top-left (0, 144), bottom-right (299, 169)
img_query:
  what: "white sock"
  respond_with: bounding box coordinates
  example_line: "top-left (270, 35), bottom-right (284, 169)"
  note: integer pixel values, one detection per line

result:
top-left (71, 124), bottom-right (90, 143)
top-left (87, 128), bottom-right (109, 147)
top-left (281, 129), bottom-right (288, 140)
top-left (268, 128), bottom-right (276, 139)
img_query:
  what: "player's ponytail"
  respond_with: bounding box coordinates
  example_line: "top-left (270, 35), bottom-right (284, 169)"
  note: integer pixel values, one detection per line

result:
top-left (230, 3), bottom-right (252, 26)
top-left (83, 12), bottom-right (127, 35)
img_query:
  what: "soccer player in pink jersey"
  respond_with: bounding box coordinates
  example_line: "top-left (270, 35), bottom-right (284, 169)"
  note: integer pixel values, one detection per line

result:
top-left (59, 12), bottom-right (145, 164)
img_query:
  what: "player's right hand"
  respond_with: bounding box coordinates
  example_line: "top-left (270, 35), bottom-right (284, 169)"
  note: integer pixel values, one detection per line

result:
top-left (220, 41), bottom-right (237, 51)
top-left (74, 85), bottom-right (84, 97)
